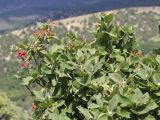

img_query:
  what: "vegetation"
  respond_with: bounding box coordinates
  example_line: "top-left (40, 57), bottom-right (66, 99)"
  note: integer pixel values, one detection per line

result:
top-left (0, 92), bottom-right (26, 120)
top-left (0, 8), bottom-right (158, 119)
top-left (115, 9), bottom-right (159, 42)
top-left (12, 14), bottom-right (160, 119)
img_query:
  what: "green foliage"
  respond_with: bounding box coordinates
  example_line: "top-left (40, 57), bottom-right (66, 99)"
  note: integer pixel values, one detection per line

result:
top-left (0, 9), bottom-right (158, 112)
top-left (14, 14), bottom-right (160, 120)
top-left (0, 92), bottom-right (25, 120)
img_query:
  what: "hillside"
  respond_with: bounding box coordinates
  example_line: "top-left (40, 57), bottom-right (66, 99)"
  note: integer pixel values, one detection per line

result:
top-left (0, 7), bottom-right (159, 114)
top-left (55, 7), bottom-right (160, 30)
top-left (0, 0), bottom-right (160, 32)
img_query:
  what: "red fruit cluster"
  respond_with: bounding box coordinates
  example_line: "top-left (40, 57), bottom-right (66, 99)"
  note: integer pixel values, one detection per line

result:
top-left (32, 102), bottom-right (37, 109)
top-left (17, 50), bottom-right (26, 58)
top-left (17, 50), bottom-right (30, 68)
top-left (133, 50), bottom-right (141, 57)
top-left (21, 61), bottom-right (30, 68)
top-left (17, 25), bottom-right (53, 68)
top-left (34, 29), bottom-right (51, 38)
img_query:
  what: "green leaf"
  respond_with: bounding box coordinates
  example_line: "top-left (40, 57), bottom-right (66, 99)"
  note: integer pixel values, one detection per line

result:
top-left (88, 103), bottom-right (99, 109)
top-left (33, 90), bottom-right (44, 100)
top-left (144, 115), bottom-right (156, 120)
top-left (22, 76), bottom-right (34, 85)
top-left (94, 75), bottom-right (106, 84)
top-left (66, 61), bottom-right (78, 67)
top-left (134, 68), bottom-right (148, 80)
top-left (94, 94), bottom-right (103, 107)
top-left (106, 31), bottom-right (117, 38)
top-left (130, 100), bottom-right (158, 115)
top-left (72, 80), bottom-right (80, 93)
top-left (97, 113), bottom-right (108, 120)
top-left (55, 69), bottom-right (67, 77)
top-left (77, 106), bottom-right (92, 119)
top-left (158, 110), bottom-right (160, 116)
top-left (118, 94), bottom-right (131, 107)
top-left (131, 88), bottom-right (149, 106)
top-left (51, 100), bottom-right (65, 112)
top-left (60, 62), bottom-right (75, 70)
top-left (119, 111), bottom-right (130, 118)
top-left (156, 55), bottom-right (160, 64)
top-left (90, 109), bottom-right (101, 119)
top-left (117, 107), bottom-right (131, 118)
top-left (14, 74), bottom-right (21, 79)
top-left (49, 44), bottom-right (64, 54)
top-left (153, 73), bottom-right (160, 86)
top-left (129, 56), bottom-right (140, 65)
top-left (84, 59), bottom-right (94, 74)
top-left (67, 103), bottom-right (73, 113)
top-left (43, 69), bottom-right (52, 74)
top-left (109, 73), bottom-right (124, 84)
top-left (115, 55), bottom-right (125, 62)
top-left (101, 13), bottom-right (113, 25)
top-left (108, 95), bottom-right (119, 113)
top-left (98, 46), bottom-right (107, 55)
top-left (154, 91), bottom-right (160, 96)
top-left (76, 50), bottom-right (84, 62)
top-left (52, 79), bottom-right (57, 86)
top-left (46, 109), bottom-right (59, 119)
top-left (88, 48), bottom-right (96, 55)
top-left (87, 28), bottom-right (97, 34)
top-left (93, 62), bottom-right (103, 74)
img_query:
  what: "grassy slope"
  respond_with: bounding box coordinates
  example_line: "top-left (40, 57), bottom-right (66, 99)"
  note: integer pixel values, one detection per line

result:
top-left (0, 7), bottom-right (159, 111)
top-left (56, 7), bottom-right (160, 52)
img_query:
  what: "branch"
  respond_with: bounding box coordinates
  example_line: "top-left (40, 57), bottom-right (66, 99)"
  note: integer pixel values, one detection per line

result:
top-left (25, 85), bottom-right (35, 96)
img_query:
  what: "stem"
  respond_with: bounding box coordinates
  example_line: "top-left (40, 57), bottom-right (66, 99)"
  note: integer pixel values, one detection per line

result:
top-left (42, 80), bottom-right (47, 87)
top-left (25, 85), bottom-right (35, 96)
top-left (33, 54), bottom-right (38, 65)
top-left (37, 81), bottom-right (44, 87)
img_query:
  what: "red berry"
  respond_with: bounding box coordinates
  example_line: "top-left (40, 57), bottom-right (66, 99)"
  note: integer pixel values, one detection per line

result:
top-left (32, 103), bottom-right (37, 109)
top-left (21, 61), bottom-right (30, 68)
top-left (17, 50), bottom-right (26, 58)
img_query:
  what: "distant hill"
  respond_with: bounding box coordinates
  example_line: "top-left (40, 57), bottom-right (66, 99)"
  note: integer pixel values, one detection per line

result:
top-left (0, 0), bottom-right (160, 32)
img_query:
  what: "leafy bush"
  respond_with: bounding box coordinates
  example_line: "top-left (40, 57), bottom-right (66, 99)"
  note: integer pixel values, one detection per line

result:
top-left (13, 14), bottom-right (160, 120)
top-left (0, 92), bottom-right (24, 120)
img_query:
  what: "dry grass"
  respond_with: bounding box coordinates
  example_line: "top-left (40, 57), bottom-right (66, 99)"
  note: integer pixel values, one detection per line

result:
top-left (56, 7), bottom-right (160, 30)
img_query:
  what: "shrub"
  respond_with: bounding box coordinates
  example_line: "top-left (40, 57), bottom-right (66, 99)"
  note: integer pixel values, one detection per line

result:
top-left (13, 14), bottom-right (160, 120)
top-left (0, 92), bottom-right (24, 120)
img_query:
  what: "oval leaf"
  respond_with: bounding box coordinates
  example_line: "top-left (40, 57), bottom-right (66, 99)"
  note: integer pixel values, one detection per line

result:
top-left (109, 73), bottom-right (124, 84)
